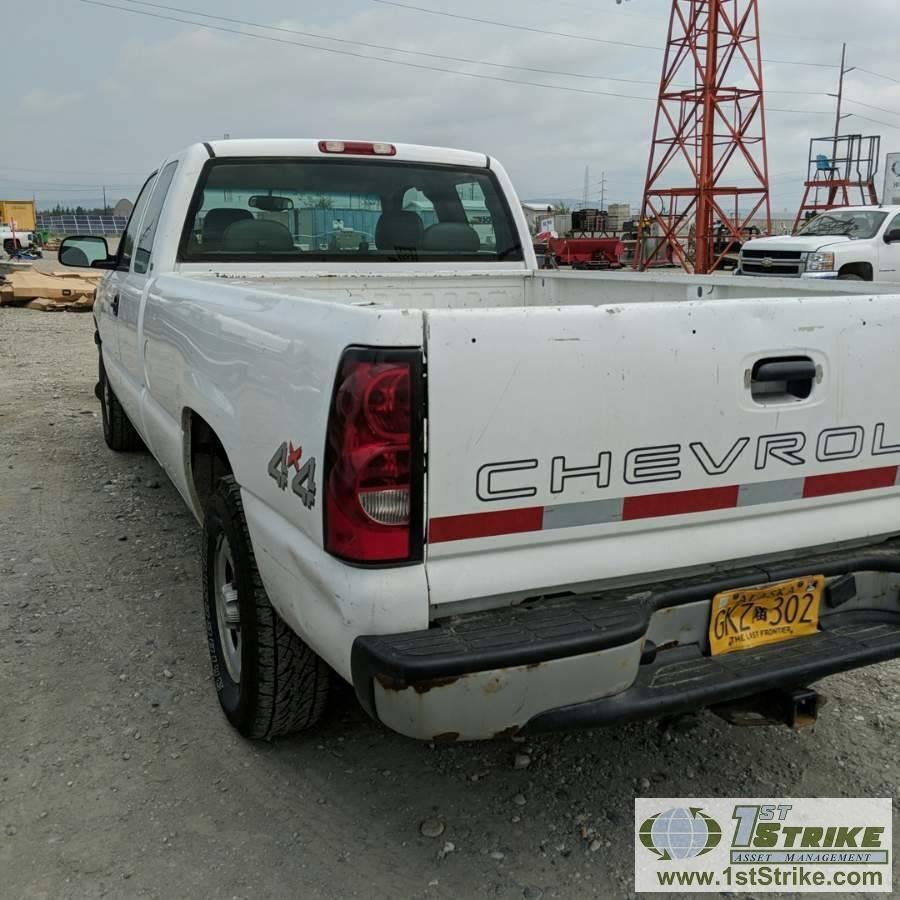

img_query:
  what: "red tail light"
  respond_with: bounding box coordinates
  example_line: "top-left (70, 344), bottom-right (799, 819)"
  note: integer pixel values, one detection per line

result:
top-left (324, 348), bottom-right (424, 564)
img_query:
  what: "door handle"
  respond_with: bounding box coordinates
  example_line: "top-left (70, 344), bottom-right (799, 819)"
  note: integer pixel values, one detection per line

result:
top-left (111, 294), bottom-right (120, 316)
top-left (752, 359), bottom-right (817, 383)
top-left (749, 356), bottom-right (817, 402)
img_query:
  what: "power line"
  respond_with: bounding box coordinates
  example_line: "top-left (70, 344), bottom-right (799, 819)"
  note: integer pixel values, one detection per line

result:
top-left (0, 175), bottom-right (139, 189)
top-left (369, 0), bottom-right (840, 69)
top-left (76, 0), bottom-right (836, 117)
top-left (0, 186), bottom-right (135, 194)
top-left (845, 112), bottom-right (900, 132)
top-left (855, 67), bottom-right (900, 86)
top-left (115, 0), bottom-right (832, 98)
top-left (764, 57), bottom-right (839, 70)
top-left (77, 0), bottom-right (657, 101)
top-left (768, 107), bottom-right (829, 116)
top-left (369, 0), bottom-right (661, 52)
top-left (110, 0), bottom-right (683, 88)
top-left (529, 0), bottom-right (669, 24)
top-left (505, 0), bottom-right (850, 51)
top-left (842, 96), bottom-right (900, 120)
top-left (0, 162), bottom-right (146, 177)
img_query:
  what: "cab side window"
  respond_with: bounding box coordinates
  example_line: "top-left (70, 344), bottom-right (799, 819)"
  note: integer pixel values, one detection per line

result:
top-left (118, 173), bottom-right (157, 271)
top-left (885, 213), bottom-right (900, 237)
top-left (456, 181), bottom-right (495, 249)
top-left (402, 187), bottom-right (436, 228)
top-left (134, 162), bottom-right (178, 275)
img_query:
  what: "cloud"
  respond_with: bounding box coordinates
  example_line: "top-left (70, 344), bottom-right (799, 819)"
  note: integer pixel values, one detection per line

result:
top-left (4, 0), bottom-right (900, 214)
top-left (19, 87), bottom-right (83, 114)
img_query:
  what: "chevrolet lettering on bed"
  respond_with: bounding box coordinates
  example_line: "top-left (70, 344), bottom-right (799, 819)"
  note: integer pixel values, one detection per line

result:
top-left (447, 424), bottom-right (900, 542)
top-left (60, 137), bottom-right (900, 744)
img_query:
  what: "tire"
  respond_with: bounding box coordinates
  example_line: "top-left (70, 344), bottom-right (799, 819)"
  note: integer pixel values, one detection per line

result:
top-left (838, 273), bottom-right (864, 281)
top-left (98, 356), bottom-right (143, 452)
top-left (202, 476), bottom-right (331, 739)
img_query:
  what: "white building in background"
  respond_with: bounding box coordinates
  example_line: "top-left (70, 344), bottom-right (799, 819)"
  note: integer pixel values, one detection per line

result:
top-left (520, 201), bottom-right (553, 235)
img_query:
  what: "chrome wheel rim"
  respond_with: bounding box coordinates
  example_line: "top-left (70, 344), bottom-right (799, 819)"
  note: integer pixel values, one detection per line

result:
top-left (213, 534), bottom-right (241, 682)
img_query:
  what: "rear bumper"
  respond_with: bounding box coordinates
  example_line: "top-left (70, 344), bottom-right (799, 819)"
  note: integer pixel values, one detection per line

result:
top-left (525, 609), bottom-right (900, 733)
top-left (351, 541), bottom-right (900, 740)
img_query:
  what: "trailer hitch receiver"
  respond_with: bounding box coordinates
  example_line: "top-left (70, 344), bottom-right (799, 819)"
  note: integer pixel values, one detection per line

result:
top-left (712, 687), bottom-right (824, 730)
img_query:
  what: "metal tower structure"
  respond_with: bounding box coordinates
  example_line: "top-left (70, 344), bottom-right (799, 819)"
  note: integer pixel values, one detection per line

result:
top-left (637, 0), bottom-right (772, 273)
top-left (792, 134), bottom-right (880, 231)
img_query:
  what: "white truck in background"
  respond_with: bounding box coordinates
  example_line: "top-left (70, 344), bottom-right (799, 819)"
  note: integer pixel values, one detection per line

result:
top-left (1, 223), bottom-right (37, 255)
top-left (58, 139), bottom-right (900, 743)
top-left (739, 205), bottom-right (900, 281)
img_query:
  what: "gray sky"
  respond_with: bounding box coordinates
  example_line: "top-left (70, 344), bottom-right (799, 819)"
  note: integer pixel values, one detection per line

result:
top-left (4, 0), bottom-right (900, 215)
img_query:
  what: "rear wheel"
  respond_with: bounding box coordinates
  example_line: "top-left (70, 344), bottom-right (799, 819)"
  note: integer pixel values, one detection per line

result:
top-left (98, 357), bottom-right (143, 451)
top-left (202, 476), bottom-right (331, 739)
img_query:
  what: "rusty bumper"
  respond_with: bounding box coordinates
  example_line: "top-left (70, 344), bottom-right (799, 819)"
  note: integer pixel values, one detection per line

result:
top-left (351, 540), bottom-right (900, 740)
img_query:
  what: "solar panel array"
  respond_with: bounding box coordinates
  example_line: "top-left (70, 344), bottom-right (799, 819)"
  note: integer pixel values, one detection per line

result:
top-left (36, 214), bottom-right (128, 236)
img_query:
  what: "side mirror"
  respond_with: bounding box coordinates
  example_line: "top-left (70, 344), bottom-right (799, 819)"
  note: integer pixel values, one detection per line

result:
top-left (58, 235), bottom-right (115, 269)
top-left (884, 228), bottom-right (900, 245)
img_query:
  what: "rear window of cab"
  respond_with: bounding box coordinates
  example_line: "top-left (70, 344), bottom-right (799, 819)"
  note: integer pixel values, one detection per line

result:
top-left (179, 158), bottom-right (523, 263)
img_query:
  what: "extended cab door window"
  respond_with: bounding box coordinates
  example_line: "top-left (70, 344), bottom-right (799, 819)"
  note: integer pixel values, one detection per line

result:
top-left (118, 174), bottom-right (157, 272)
top-left (134, 161), bottom-right (178, 275)
top-left (456, 181), bottom-right (498, 251)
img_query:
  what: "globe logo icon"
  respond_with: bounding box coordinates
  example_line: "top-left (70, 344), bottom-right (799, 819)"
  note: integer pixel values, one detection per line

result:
top-left (639, 807), bottom-right (722, 860)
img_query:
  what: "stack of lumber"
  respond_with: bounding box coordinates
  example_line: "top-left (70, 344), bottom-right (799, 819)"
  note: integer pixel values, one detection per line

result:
top-left (0, 269), bottom-right (103, 312)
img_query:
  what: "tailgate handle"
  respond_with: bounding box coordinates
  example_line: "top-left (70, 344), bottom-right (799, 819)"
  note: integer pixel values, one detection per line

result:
top-left (750, 356), bottom-right (817, 402)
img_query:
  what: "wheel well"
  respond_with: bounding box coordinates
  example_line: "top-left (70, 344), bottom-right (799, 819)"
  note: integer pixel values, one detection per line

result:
top-left (186, 411), bottom-right (233, 514)
top-left (838, 261), bottom-right (873, 281)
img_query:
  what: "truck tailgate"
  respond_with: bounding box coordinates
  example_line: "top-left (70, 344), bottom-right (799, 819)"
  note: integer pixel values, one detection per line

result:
top-left (423, 295), bottom-right (900, 608)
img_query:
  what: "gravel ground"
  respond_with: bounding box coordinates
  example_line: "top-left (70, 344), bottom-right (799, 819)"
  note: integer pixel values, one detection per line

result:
top-left (1, 306), bottom-right (898, 900)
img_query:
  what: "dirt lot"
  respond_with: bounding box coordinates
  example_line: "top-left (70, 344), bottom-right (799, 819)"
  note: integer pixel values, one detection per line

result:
top-left (1, 306), bottom-right (899, 899)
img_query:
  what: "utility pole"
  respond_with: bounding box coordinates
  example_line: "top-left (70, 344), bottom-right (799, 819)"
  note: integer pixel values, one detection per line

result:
top-left (102, 185), bottom-right (108, 214)
top-left (832, 43), bottom-right (855, 143)
top-left (827, 43), bottom-right (855, 157)
top-left (599, 171), bottom-right (607, 211)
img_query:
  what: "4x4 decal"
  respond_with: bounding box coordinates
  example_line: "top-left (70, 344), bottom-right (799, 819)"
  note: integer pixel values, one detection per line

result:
top-left (268, 440), bottom-right (317, 509)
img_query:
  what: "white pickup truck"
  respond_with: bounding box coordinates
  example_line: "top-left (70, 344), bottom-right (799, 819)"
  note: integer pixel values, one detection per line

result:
top-left (739, 205), bottom-right (900, 281)
top-left (60, 139), bottom-right (900, 743)
top-left (1, 223), bottom-right (37, 255)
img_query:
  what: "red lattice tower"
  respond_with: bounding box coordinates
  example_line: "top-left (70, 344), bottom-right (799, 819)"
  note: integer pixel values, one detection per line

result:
top-left (637, 0), bottom-right (771, 274)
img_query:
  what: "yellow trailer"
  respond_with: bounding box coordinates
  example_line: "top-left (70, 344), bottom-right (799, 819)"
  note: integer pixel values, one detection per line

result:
top-left (0, 200), bottom-right (37, 231)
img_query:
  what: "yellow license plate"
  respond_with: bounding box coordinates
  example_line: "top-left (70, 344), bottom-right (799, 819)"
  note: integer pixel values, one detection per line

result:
top-left (709, 575), bottom-right (824, 656)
